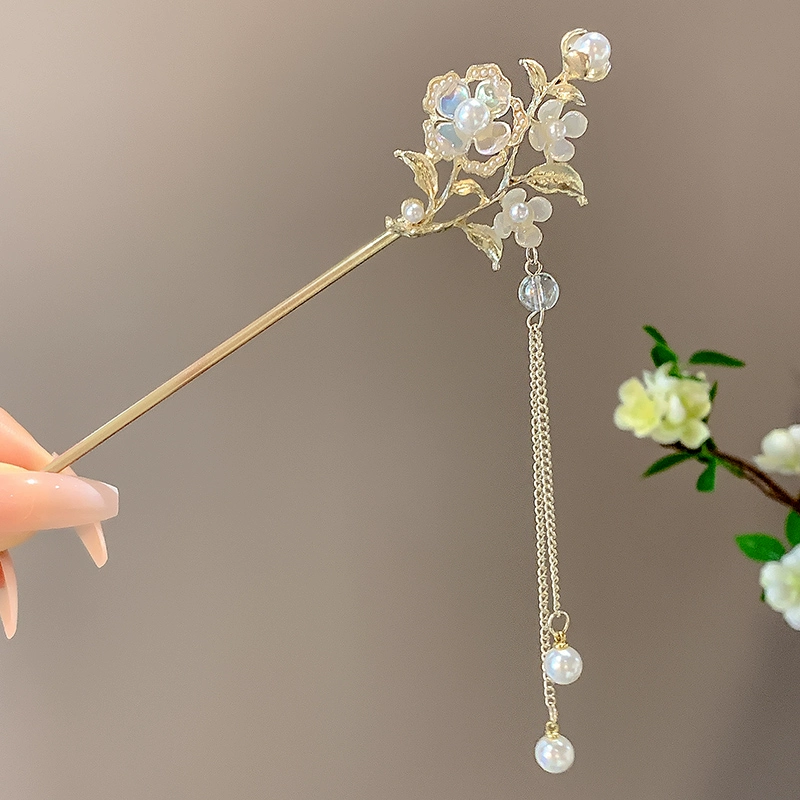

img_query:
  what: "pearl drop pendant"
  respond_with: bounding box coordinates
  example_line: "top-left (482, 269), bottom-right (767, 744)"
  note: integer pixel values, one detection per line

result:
top-left (543, 645), bottom-right (583, 685)
top-left (535, 733), bottom-right (575, 773)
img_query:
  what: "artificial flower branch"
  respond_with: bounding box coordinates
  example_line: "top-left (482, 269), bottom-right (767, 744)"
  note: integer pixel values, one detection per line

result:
top-left (615, 325), bottom-right (800, 630)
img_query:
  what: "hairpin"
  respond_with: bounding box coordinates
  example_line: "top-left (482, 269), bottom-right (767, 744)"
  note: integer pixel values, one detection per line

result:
top-left (14, 28), bottom-right (611, 774)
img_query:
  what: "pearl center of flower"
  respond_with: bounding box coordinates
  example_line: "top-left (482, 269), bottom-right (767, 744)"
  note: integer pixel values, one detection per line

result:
top-left (453, 98), bottom-right (490, 136)
top-left (507, 202), bottom-right (529, 225)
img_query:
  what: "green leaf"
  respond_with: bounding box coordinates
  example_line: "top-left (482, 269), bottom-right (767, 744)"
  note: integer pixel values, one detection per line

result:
top-left (651, 344), bottom-right (678, 367)
top-left (709, 381), bottom-right (718, 403)
top-left (786, 511), bottom-right (800, 547)
top-left (696, 459), bottom-right (717, 492)
top-left (760, 589), bottom-right (766, 602)
top-left (642, 451), bottom-right (696, 477)
top-left (688, 350), bottom-right (745, 368)
top-left (643, 325), bottom-right (668, 346)
top-left (736, 534), bottom-right (786, 562)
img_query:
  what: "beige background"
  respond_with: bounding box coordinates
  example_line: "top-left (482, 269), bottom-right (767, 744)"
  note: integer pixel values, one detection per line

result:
top-left (2, 1), bottom-right (799, 798)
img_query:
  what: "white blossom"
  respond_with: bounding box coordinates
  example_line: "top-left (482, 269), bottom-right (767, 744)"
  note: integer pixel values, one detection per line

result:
top-left (754, 426), bottom-right (800, 475)
top-left (761, 545), bottom-right (800, 629)
top-left (614, 364), bottom-right (712, 450)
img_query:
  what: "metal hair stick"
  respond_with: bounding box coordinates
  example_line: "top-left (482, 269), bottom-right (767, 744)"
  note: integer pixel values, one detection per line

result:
top-left (44, 230), bottom-right (399, 473)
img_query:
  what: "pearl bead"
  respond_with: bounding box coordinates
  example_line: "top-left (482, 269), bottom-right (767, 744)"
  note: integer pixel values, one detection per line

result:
top-left (453, 98), bottom-right (490, 136)
top-left (571, 32), bottom-right (611, 70)
top-left (507, 202), bottom-right (530, 225)
top-left (401, 199), bottom-right (425, 224)
top-left (544, 646), bottom-right (583, 685)
top-left (535, 734), bottom-right (575, 773)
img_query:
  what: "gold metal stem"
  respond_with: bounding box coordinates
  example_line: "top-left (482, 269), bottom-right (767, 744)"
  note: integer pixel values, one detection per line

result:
top-left (43, 230), bottom-right (400, 474)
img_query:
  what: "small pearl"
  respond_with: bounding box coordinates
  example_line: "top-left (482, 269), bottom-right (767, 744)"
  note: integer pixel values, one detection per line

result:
top-left (571, 32), bottom-right (611, 70)
top-left (535, 734), bottom-right (575, 773)
top-left (401, 199), bottom-right (425, 224)
top-left (507, 202), bottom-right (530, 225)
top-left (544, 646), bottom-right (583, 685)
top-left (453, 98), bottom-right (490, 136)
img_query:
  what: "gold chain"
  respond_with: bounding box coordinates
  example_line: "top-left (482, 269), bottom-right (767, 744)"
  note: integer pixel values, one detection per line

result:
top-left (526, 253), bottom-right (566, 731)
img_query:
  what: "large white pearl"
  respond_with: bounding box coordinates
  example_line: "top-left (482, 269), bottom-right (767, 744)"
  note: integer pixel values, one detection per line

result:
top-left (571, 32), bottom-right (611, 70)
top-left (401, 198), bottom-right (425, 224)
top-left (535, 734), bottom-right (575, 773)
top-left (544, 646), bottom-right (583, 685)
top-left (453, 98), bottom-right (490, 136)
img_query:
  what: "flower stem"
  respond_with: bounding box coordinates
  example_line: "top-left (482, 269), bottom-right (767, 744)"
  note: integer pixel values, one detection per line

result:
top-left (668, 443), bottom-right (800, 513)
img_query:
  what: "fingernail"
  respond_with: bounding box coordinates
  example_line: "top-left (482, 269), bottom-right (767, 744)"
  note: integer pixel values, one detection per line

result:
top-left (57, 459), bottom-right (109, 568)
top-left (75, 522), bottom-right (108, 567)
top-left (0, 472), bottom-right (119, 535)
top-left (0, 550), bottom-right (19, 639)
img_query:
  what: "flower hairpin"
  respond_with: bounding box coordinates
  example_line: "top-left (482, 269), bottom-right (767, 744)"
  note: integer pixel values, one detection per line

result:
top-left (387, 28), bottom-right (611, 270)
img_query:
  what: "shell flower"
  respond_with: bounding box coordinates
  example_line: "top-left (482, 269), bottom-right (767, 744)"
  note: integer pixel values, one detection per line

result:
top-left (423, 64), bottom-right (528, 177)
top-left (529, 100), bottom-right (588, 163)
top-left (493, 188), bottom-right (553, 248)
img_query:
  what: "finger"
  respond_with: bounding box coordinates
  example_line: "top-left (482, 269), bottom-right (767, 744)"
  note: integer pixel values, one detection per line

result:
top-left (0, 408), bottom-right (53, 471)
top-left (0, 550), bottom-right (18, 638)
top-left (0, 472), bottom-right (118, 537)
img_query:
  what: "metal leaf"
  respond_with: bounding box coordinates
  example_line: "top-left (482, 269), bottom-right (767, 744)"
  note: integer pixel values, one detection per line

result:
top-left (519, 58), bottom-right (547, 96)
top-left (560, 28), bottom-right (587, 58)
top-left (393, 150), bottom-right (438, 200)
top-left (461, 223), bottom-right (502, 270)
top-left (548, 82), bottom-right (586, 106)
top-left (522, 162), bottom-right (587, 206)
top-left (452, 179), bottom-right (486, 201)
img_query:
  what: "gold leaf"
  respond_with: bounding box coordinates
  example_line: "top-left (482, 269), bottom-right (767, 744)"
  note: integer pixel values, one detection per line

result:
top-left (523, 162), bottom-right (587, 206)
top-left (560, 28), bottom-right (587, 58)
top-left (519, 58), bottom-right (547, 95)
top-left (461, 223), bottom-right (502, 269)
top-left (452, 179), bottom-right (486, 201)
top-left (394, 150), bottom-right (438, 200)
top-left (548, 82), bottom-right (586, 106)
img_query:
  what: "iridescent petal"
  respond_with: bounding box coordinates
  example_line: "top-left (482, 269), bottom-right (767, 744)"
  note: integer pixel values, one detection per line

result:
top-left (434, 122), bottom-right (469, 157)
top-left (546, 138), bottom-right (575, 162)
top-left (474, 78), bottom-right (511, 118)
top-left (563, 110), bottom-right (588, 138)
top-left (436, 81), bottom-right (470, 119)
top-left (528, 197), bottom-right (553, 222)
top-left (528, 122), bottom-right (547, 151)
top-left (537, 99), bottom-right (564, 123)
top-left (515, 224), bottom-right (543, 248)
top-left (493, 211), bottom-right (513, 239)
top-left (502, 187), bottom-right (527, 211)
top-left (473, 121), bottom-right (511, 155)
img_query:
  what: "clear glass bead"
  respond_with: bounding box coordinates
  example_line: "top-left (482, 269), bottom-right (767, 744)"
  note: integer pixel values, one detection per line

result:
top-left (519, 273), bottom-right (559, 313)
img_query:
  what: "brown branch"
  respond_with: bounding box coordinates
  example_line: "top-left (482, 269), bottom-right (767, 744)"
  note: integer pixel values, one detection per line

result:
top-left (668, 443), bottom-right (800, 514)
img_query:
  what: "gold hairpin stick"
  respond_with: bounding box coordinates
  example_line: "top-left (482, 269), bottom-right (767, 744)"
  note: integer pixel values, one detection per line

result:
top-left (42, 29), bottom-right (611, 772)
top-left (45, 28), bottom-right (609, 476)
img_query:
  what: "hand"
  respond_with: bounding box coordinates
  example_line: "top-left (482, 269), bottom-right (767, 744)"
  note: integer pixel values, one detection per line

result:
top-left (0, 408), bottom-right (118, 638)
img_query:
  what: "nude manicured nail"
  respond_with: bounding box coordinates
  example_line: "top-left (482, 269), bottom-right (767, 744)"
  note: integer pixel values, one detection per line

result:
top-left (0, 550), bottom-right (18, 638)
top-left (57, 459), bottom-right (110, 567)
top-left (0, 473), bottom-right (119, 535)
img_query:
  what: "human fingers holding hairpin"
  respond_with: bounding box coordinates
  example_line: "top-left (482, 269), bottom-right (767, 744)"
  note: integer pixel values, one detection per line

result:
top-left (0, 407), bottom-right (118, 638)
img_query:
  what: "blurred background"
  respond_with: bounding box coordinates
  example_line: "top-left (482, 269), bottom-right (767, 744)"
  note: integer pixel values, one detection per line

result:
top-left (1, 1), bottom-right (799, 797)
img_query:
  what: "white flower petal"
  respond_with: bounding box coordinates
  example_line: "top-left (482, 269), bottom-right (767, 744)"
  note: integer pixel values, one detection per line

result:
top-left (433, 122), bottom-right (469, 157)
top-left (537, 99), bottom-right (563, 123)
top-left (473, 121), bottom-right (511, 155)
top-left (528, 123), bottom-right (547, 151)
top-left (546, 138), bottom-right (575, 162)
top-left (784, 606), bottom-right (800, 630)
top-left (514, 223), bottom-right (543, 248)
top-left (528, 196), bottom-right (553, 222)
top-left (493, 211), bottom-right (512, 239)
top-left (562, 110), bottom-right (588, 138)
top-left (435, 81), bottom-right (470, 119)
